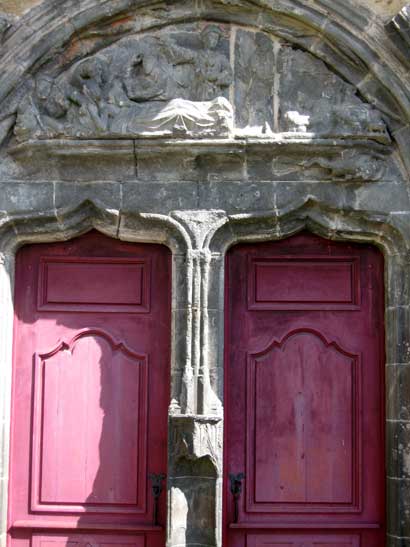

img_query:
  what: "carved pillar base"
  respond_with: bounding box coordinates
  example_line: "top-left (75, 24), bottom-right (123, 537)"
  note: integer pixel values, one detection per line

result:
top-left (168, 415), bottom-right (222, 547)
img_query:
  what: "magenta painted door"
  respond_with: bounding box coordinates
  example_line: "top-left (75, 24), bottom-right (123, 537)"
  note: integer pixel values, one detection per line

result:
top-left (225, 233), bottom-right (385, 547)
top-left (8, 231), bottom-right (171, 547)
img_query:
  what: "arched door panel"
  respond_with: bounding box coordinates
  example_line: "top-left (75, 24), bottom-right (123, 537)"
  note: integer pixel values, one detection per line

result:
top-left (225, 233), bottom-right (385, 547)
top-left (9, 231), bottom-right (171, 547)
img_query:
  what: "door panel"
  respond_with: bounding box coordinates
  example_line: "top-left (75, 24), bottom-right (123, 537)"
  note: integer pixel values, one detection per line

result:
top-left (31, 330), bottom-right (147, 513)
top-left (225, 233), bottom-right (385, 547)
top-left (248, 330), bottom-right (358, 510)
top-left (9, 231), bottom-right (171, 547)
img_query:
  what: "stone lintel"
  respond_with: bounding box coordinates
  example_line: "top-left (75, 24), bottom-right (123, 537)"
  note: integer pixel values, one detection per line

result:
top-left (7, 137), bottom-right (393, 184)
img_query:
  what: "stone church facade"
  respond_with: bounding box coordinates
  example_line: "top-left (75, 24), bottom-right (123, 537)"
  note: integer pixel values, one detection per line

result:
top-left (1, 1), bottom-right (410, 547)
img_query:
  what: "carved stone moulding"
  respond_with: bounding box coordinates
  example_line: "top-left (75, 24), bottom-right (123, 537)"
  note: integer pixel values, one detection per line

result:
top-left (169, 414), bottom-right (222, 472)
top-left (8, 137), bottom-right (394, 183)
top-left (386, 5), bottom-right (410, 68)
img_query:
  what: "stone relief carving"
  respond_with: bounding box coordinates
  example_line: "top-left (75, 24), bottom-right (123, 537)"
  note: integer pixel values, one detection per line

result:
top-left (302, 152), bottom-right (386, 182)
top-left (272, 148), bottom-right (388, 182)
top-left (169, 415), bottom-right (222, 470)
top-left (13, 24), bottom-right (389, 145)
top-left (234, 29), bottom-right (276, 133)
top-left (278, 47), bottom-right (388, 142)
top-left (15, 24), bottom-right (233, 140)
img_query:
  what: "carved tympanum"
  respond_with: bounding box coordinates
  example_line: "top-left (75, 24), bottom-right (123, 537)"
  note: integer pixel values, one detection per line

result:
top-left (15, 24), bottom-right (233, 141)
top-left (13, 23), bottom-right (389, 144)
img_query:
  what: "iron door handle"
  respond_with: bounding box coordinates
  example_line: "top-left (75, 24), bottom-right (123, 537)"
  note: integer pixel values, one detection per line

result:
top-left (149, 473), bottom-right (166, 526)
top-left (229, 472), bottom-right (245, 524)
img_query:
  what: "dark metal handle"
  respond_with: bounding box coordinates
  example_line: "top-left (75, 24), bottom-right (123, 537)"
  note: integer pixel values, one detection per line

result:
top-left (229, 472), bottom-right (245, 524)
top-left (149, 473), bottom-right (166, 526)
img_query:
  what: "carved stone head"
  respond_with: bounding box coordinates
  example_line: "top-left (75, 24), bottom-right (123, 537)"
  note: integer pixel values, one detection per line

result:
top-left (72, 57), bottom-right (108, 94)
top-left (201, 25), bottom-right (223, 49)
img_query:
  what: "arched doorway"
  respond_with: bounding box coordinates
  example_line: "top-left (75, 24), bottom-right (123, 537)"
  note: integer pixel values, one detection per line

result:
top-left (224, 232), bottom-right (385, 547)
top-left (8, 231), bottom-right (171, 547)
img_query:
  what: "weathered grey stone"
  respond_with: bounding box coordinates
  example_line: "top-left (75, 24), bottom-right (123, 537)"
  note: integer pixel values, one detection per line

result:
top-left (7, 18), bottom-right (394, 148)
top-left (9, 140), bottom-right (137, 181)
top-left (0, 115), bottom-right (15, 149)
top-left (171, 210), bottom-right (227, 250)
top-left (199, 180), bottom-right (275, 213)
top-left (0, 182), bottom-right (54, 214)
top-left (389, 212), bottom-right (410, 244)
top-left (0, 13), bottom-right (14, 43)
top-left (387, 536), bottom-right (410, 547)
top-left (387, 418), bottom-right (410, 479)
top-left (247, 145), bottom-right (393, 182)
top-left (171, 308), bottom-right (193, 413)
top-left (168, 415), bottom-right (221, 547)
top-left (387, 364), bottom-right (410, 421)
top-left (344, 180), bottom-right (410, 213)
top-left (172, 253), bottom-right (192, 309)
top-left (386, 251), bottom-right (410, 308)
top-left (122, 182), bottom-right (198, 214)
top-left (234, 29), bottom-right (275, 132)
top-left (14, 23), bottom-right (233, 141)
top-left (170, 476), bottom-right (216, 546)
top-left (387, 476), bottom-right (410, 536)
top-left (169, 415), bottom-right (221, 471)
top-left (357, 74), bottom-right (405, 130)
top-left (54, 182), bottom-right (122, 211)
top-left (134, 139), bottom-right (396, 184)
top-left (204, 309), bottom-right (223, 385)
top-left (310, 37), bottom-right (369, 87)
top-left (386, 306), bottom-right (410, 365)
top-left (135, 148), bottom-right (199, 182)
top-left (277, 46), bottom-right (389, 141)
top-left (131, 140), bottom-right (247, 182)
top-left (193, 150), bottom-right (245, 182)
top-left (387, 364), bottom-right (401, 421)
top-left (387, 477), bottom-right (402, 535)
top-left (274, 182), bottom-right (349, 213)
top-left (386, 5), bottom-right (410, 68)
top-left (314, 0), bottom-right (371, 28)
top-left (393, 125), bottom-right (410, 174)
top-left (207, 254), bottom-right (224, 311)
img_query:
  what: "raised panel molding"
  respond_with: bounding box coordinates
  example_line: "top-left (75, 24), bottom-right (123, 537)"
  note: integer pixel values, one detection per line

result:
top-left (246, 329), bottom-right (362, 514)
top-left (31, 329), bottom-right (148, 515)
top-left (248, 257), bottom-right (361, 311)
top-left (38, 257), bottom-right (151, 313)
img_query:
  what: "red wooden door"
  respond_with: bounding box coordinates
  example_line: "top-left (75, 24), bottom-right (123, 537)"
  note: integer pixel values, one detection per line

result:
top-left (8, 231), bottom-right (171, 547)
top-left (225, 233), bottom-right (385, 547)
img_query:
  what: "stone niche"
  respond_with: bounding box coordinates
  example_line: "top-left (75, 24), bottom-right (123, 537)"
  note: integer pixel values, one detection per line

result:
top-left (7, 20), bottom-right (396, 184)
